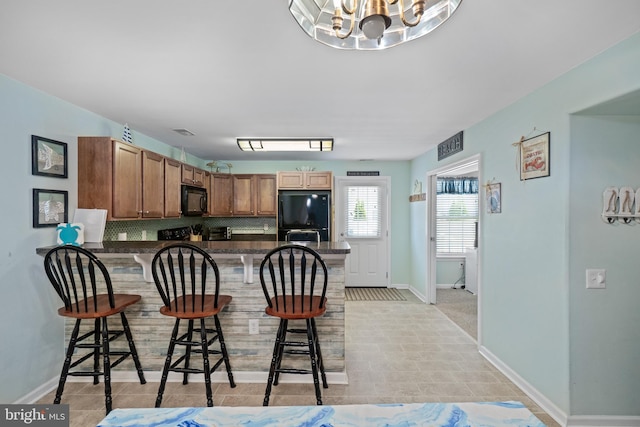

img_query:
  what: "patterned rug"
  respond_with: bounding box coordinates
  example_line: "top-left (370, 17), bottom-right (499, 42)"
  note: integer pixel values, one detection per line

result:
top-left (345, 287), bottom-right (407, 301)
top-left (99, 401), bottom-right (545, 427)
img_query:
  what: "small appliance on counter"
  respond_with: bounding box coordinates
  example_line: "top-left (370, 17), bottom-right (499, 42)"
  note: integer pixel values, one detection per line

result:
top-left (157, 226), bottom-right (192, 241)
top-left (205, 226), bottom-right (231, 241)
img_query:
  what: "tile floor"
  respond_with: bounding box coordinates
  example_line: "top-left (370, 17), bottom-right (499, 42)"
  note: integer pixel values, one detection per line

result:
top-left (37, 290), bottom-right (559, 426)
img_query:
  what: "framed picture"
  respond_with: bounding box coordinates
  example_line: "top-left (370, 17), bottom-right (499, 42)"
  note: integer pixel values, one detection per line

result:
top-left (520, 132), bottom-right (550, 180)
top-left (486, 183), bottom-right (501, 214)
top-left (33, 189), bottom-right (68, 228)
top-left (31, 135), bottom-right (68, 178)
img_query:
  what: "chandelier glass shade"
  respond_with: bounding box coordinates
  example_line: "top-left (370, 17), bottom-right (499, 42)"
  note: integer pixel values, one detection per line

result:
top-left (289, 0), bottom-right (462, 50)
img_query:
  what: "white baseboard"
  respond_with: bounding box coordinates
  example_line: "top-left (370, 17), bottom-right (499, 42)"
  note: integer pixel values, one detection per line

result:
top-left (408, 286), bottom-right (427, 302)
top-left (20, 371), bottom-right (349, 404)
top-left (13, 377), bottom-right (59, 404)
top-left (567, 415), bottom-right (640, 427)
top-left (479, 345), bottom-right (568, 427)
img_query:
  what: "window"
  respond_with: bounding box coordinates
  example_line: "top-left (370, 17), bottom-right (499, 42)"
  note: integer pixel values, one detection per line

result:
top-left (345, 185), bottom-right (382, 238)
top-left (436, 178), bottom-right (478, 254)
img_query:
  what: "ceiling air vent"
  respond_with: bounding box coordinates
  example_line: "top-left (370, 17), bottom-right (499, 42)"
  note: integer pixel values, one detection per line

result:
top-left (172, 128), bottom-right (195, 136)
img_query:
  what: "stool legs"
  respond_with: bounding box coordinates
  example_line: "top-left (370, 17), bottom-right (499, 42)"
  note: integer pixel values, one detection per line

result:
top-left (263, 318), bottom-right (327, 406)
top-left (156, 316), bottom-right (235, 408)
top-left (101, 318), bottom-right (113, 413)
top-left (120, 312), bottom-right (146, 385)
top-left (54, 320), bottom-right (81, 405)
top-left (305, 319), bottom-right (322, 406)
top-left (156, 319), bottom-right (180, 408)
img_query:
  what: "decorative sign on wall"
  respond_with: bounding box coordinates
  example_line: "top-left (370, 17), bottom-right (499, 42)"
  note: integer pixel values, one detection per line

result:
top-left (437, 131), bottom-right (464, 161)
top-left (347, 171), bottom-right (380, 176)
top-left (518, 132), bottom-right (550, 180)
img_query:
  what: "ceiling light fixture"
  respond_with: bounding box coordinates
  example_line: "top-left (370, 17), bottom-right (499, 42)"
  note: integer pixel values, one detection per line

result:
top-left (237, 138), bottom-right (333, 152)
top-left (288, 0), bottom-right (462, 50)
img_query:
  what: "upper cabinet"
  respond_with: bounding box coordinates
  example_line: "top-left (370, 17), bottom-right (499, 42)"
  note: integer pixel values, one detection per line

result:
top-left (256, 174), bottom-right (277, 215)
top-left (277, 171), bottom-right (332, 190)
top-left (141, 151), bottom-right (165, 218)
top-left (164, 158), bottom-right (182, 218)
top-left (232, 174), bottom-right (277, 217)
top-left (209, 173), bottom-right (234, 216)
top-left (181, 163), bottom-right (206, 187)
top-left (79, 137), bottom-right (142, 220)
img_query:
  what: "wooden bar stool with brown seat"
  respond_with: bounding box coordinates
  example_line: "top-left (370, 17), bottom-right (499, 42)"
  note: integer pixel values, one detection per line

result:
top-left (43, 246), bottom-right (146, 415)
top-left (259, 244), bottom-right (329, 406)
top-left (151, 243), bottom-right (236, 408)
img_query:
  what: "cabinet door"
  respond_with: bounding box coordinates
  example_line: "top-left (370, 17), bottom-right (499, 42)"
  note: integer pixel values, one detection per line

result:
top-left (256, 174), bottom-right (277, 216)
top-left (278, 171), bottom-right (304, 189)
top-left (305, 171), bottom-right (332, 189)
top-left (181, 164), bottom-right (194, 184)
top-left (141, 151), bottom-right (164, 218)
top-left (112, 141), bottom-right (142, 218)
top-left (210, 173), bottom-right (234, 216)
top-left (233, 174), bottom-right (255, 216)
top-left (193, 168), bottom-right (206, 186)
top-left (164, 158), bottom-right (182, 217)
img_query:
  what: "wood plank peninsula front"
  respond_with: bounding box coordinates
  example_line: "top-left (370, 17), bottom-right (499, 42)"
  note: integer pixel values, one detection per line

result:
top-left (36, 241), bottom-right (350, 384)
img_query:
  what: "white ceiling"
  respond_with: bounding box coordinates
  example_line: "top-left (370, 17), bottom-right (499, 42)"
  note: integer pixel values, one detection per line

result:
top-left (1, 1), bottom-right (639, 162)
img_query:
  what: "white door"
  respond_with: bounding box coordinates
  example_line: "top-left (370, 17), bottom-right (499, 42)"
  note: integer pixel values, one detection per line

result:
top-left (335, 176), bottom-right (390, 288)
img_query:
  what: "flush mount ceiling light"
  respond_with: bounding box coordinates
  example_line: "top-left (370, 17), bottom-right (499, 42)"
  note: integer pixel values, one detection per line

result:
top-left (237, 138), bottom-right (333, 152)
top-left (289, 0), bottom-right (462, 50)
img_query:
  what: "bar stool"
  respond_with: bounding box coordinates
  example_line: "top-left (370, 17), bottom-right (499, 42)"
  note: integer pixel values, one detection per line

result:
top-left (151, 243), bottom-right (235, 407)
top-left (43, 246), bottom-right (146, 415)
top-left (259, 244), bottom-right (329, 406)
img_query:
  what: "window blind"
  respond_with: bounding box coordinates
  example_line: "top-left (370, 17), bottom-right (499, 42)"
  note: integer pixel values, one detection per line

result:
top-left (436, 193), bottom-right (478, 253)
top-left (345, 185), bottom-right (382, 238)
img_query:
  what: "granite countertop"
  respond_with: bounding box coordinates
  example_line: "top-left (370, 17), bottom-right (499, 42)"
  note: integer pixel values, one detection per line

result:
top-left (36, 240), bottom-right (350, 256)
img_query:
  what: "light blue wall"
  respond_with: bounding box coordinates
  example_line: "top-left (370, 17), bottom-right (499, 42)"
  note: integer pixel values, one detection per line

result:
top-left (410, 32), bottom-right (640, 417)
top-left (569, 115), bottom-right (640, 415)
top-left (0, 74), bottom-right (188, 403)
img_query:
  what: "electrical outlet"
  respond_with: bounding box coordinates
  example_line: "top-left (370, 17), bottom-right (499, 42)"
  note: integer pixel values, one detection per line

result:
top-left (249, 319), bottom-right (260, 334)
top-left (586, 269), bottom-right (606, 289)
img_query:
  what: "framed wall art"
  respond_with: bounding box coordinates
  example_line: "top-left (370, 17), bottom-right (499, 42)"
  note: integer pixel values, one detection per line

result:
top-left (31, 135), bottom-right (68, 178)
top-left (33, 189), bottom-right (68, 227)
top-left (519, 132), bottom-right (550, 180)
top-left (486, 183), bottom-right (502, 214)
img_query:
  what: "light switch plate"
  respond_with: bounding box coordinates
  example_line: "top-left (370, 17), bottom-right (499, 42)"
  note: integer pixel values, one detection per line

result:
top-left (586, 269), bottom-right (606, 289)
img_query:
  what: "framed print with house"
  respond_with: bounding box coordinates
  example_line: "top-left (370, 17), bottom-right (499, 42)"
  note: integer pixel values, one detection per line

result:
top-left (31, 135), bottom-right (68, 178)
top-left (33, 189), bottom-right (68, 227)
top-left (519, 132), bottom-right (550, 180)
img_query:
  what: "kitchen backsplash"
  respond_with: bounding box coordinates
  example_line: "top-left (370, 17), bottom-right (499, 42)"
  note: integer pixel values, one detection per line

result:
top-left (104, 217), bottom-right (277, 241)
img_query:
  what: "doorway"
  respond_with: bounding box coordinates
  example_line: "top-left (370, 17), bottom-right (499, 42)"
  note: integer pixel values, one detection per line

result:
top-left (426, 155), bottom-right (481, 342)
top-left (335, 176), bottom-right (390, 288)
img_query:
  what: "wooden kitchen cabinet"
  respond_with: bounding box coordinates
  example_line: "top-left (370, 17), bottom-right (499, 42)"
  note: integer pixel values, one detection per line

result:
top-left (141, 151), bottom-right (164, 218)
top-left (256, 174), bottom-right (277, 215)
top-left (233, 174), bottom-right (255, 216)
top-left (277, 171), bottom-right (332, 190)
top-left (209, 173), bottom-right (234, 216)
top-left (232, 174), bottom-right (277, 217)
top-left (164, 158), bottom-right (182, 217)
top-left (78, 137), bottom-right (143, 220)
top-left (181, 164), bottom-right (206, 186)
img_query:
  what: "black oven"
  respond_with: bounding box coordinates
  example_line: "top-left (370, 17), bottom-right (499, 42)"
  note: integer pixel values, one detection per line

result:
top-left (181, 185), bottom-right (207, 216)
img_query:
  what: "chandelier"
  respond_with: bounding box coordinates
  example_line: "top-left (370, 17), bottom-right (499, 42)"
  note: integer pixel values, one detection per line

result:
top-left (289, 0), bottom-right (462, 50)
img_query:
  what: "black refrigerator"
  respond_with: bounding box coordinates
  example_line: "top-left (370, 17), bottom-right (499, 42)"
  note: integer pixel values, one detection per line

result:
top-left (278, 190), bottom-right (331, 242)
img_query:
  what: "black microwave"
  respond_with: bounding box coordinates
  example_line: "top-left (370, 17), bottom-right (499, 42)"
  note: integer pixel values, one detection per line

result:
top-left (181, 185), bottom-right (207, 216)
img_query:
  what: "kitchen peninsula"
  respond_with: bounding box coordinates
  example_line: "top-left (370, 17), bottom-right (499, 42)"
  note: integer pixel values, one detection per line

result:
top-left (36, 240), bottom-right (350, 383)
